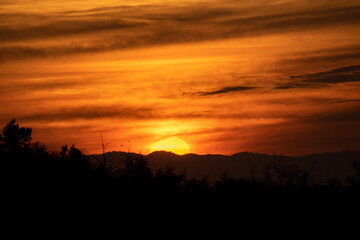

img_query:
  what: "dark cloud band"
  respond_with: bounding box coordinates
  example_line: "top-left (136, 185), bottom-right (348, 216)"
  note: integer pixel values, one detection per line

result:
top-left (1, 2), bottom-right (360, 62)
top-left (198, 86), bottom-right (256, 96)
top-left (276, 65), bottom-right (360, 89)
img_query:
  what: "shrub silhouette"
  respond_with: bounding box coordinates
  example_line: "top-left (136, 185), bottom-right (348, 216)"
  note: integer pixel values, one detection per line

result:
top-left (347, 161), bottom-right (360, 188)
top-left (54, 145), bottom-right (93, 184)
top-left (214, 173), bottom-right (264, 198)
top-left (184, 177), bottom-right (210, 195)
top-left (154, 166), bottom-right (183, 193)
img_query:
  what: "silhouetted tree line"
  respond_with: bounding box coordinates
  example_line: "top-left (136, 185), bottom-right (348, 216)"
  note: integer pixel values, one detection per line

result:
top-left (1, 119), bottom-right (360, 201)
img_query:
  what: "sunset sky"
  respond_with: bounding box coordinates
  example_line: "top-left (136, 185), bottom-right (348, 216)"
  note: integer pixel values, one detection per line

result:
top-left (1, 0), bottom-right (360, 156)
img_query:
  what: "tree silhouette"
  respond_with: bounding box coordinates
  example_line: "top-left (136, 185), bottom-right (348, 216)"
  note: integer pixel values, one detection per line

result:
top-left (263, 154), bottom-right (312, 189)
top-left (0, 118), bottom-right (32, 156)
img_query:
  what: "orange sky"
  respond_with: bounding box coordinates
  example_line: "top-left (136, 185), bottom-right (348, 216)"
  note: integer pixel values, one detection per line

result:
top-left (1, 0), bottom-right (360, 155)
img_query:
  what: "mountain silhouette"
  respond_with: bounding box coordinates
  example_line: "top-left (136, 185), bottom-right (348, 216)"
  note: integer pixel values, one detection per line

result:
top-left (89, 150), bottom-right (360, 184)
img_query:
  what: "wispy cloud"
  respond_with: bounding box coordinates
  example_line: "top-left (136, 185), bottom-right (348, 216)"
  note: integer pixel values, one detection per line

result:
top-left (198, 86), bottom-right (257, 96)
top-left (291, 65), bottom-right (360, 84)
top-left (275, 65), bottom-right (360, 89)
top-left (15, 105), bottom-right (207, 122)
top-left (20, 105), bottom-right (155, 122)
top-left (0, 18), bottom-right (146, 43)
top-left (332, 99), bottom-right (360, 104)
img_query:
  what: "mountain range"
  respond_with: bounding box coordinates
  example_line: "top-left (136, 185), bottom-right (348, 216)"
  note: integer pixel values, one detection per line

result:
top-left (89, 150), bottom-right (360, 184)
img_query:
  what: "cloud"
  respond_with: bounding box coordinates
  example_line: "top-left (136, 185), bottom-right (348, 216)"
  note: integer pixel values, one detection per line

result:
top-left (0, 19), bottom-right (146, 42)
top-left (0, 79), bottom-right (82, 94)
top-left (278, 45), bottom-right (360, 65)
top-left (332, 99), bottom-right (360, 103)
top-left (275, 65), bottom-right (360, 89)
top-left (198, 86), bottom-right (257, 96)
top-left (292, 65), bottom-right (360, 84)
top-left (0, 38), bottom-right (149, 62)
top-left (1, 2), bottom-right (360, 62)
top-left (20, 105), bottom-right (155, 122)
top-left (221, 6), bottom-right (360, 37)
top-left (16, 105), bottom-right (207, 122)
top-left (299, 104), bottom-right (360, 124)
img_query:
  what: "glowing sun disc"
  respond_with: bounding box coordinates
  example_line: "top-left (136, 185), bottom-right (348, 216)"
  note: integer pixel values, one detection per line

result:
top-left (150, 137), bottom-right (190, 155)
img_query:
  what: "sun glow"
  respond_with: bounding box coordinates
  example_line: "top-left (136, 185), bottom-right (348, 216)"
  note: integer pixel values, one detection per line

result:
top-left (150, 137), bottom-right (191, 155)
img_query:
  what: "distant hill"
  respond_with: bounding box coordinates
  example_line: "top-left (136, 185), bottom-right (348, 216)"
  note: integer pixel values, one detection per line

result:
top-left (88, 150), bottom-right (360, 184)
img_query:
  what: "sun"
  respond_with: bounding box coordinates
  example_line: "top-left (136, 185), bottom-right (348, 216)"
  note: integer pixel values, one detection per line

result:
top-left (150, 137), bottom-right (191, 155)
